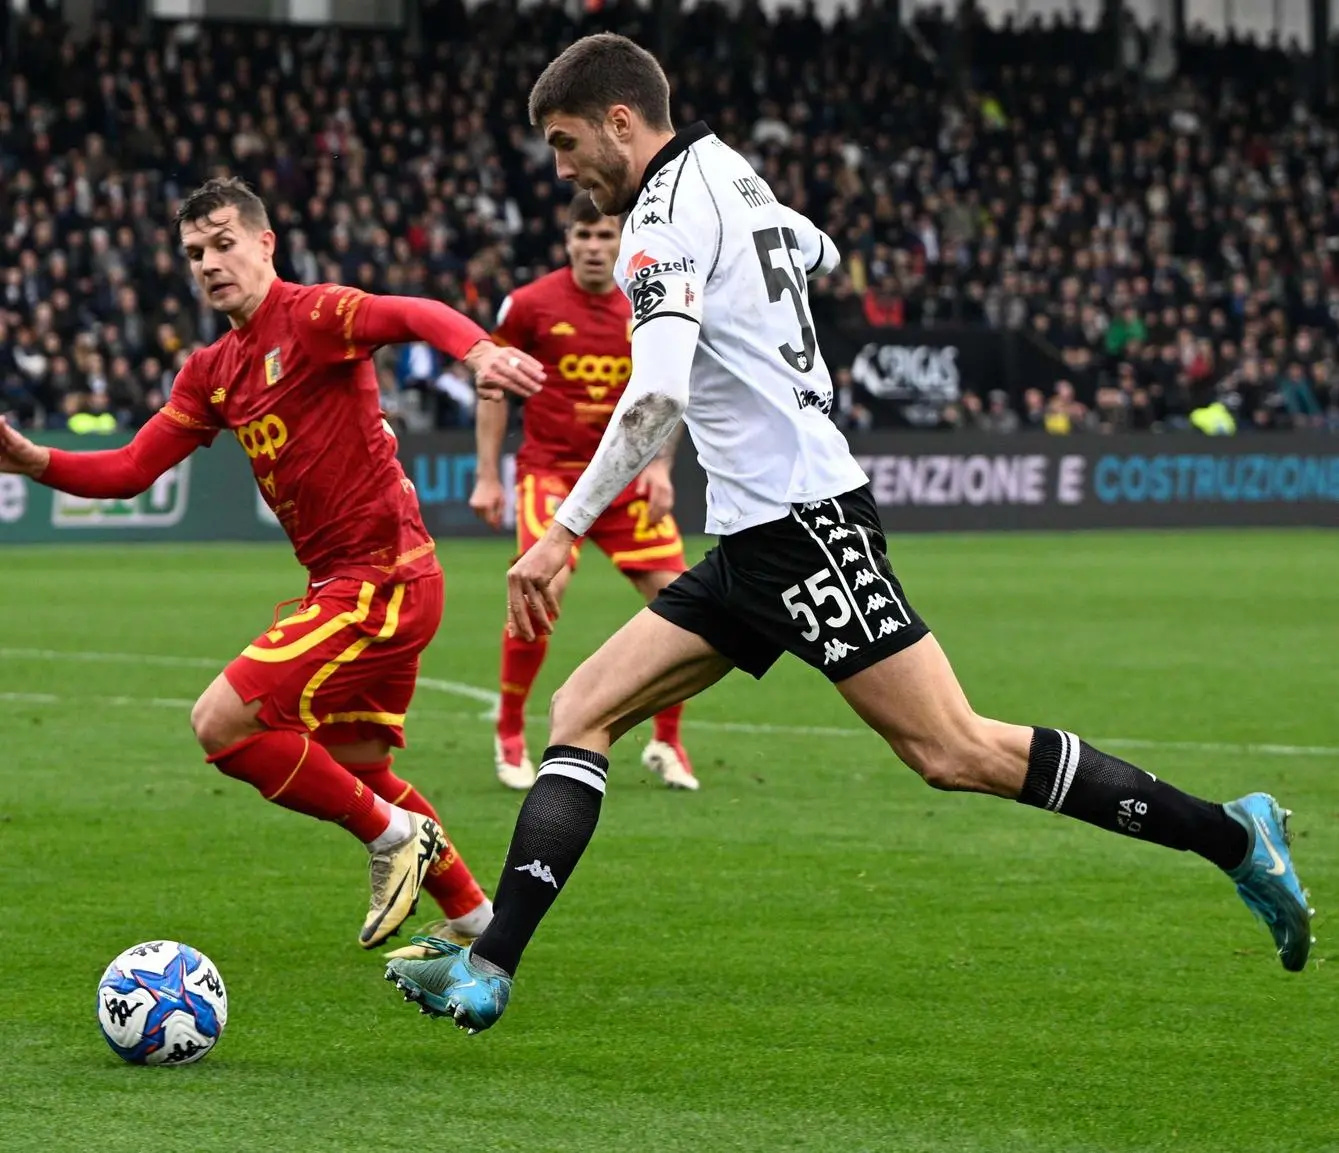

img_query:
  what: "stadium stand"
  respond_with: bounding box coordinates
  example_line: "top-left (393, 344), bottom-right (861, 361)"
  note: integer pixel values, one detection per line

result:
top-left (0, 4), bottom-right (1336, 433)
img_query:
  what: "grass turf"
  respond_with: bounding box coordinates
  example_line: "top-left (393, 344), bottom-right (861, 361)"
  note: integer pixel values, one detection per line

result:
top-left (0, 529), bottom-right (1333, 1153)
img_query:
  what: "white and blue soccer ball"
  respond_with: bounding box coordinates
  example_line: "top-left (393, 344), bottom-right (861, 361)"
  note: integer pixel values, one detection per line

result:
top-left (96, 940), bottom-right (228, 1066)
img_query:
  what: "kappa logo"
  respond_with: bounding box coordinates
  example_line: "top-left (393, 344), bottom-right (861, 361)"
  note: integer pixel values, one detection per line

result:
top-left (163, 1039), bottom-right (208, 1064)
top-left (823, 638), bottom-right (859, 666)
top-left (515, 859), bottom-right (559, 889)
top-left (264, 346), bottom-right (283, 387)
top-left (102, 996), bottom-right (138, 1028)
top-left (550, 321), bottom-right (577, 336)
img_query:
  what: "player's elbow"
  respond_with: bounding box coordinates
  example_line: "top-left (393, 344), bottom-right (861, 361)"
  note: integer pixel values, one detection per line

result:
top-left (619, 388), bottom-right (686, 441)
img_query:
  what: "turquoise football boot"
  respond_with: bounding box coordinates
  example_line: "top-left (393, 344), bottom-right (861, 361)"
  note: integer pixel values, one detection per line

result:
top-left (1223, 793), bottom-right (1314, 972)
top-left (385, 937), bottom-right (512, 1033)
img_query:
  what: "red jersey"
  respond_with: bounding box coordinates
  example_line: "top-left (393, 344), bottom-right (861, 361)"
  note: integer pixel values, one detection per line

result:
top-left (493, 268), bottom-right (632, 472)
top-left (161, 279), bottom-right (437, 585)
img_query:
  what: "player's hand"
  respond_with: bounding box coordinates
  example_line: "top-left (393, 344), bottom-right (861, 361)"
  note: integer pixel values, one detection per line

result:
top-left (0, 415), bottom-right (50, 478)
top-left (469, 474), bottom-right (506, 530)
top-left (506, 527), bottom-right (572, 642)
top-left (635, 459), bottom-right (675, 526)
top-left (464, 341), bottom-right (545, 401)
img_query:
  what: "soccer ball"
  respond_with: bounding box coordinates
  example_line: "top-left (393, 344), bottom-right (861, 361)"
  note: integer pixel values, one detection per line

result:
top-left (96, 940), bottom-right (228, 1065)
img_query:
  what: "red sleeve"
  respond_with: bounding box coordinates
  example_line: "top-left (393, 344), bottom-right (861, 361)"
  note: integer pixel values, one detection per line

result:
top-left (294, 283), bottom-right (488, 364)
top-left (159, 352), bottom-right (223, 442)
top-left (491, 291), bottom-right (532, 350)
top-left (41, 412), bottom-right (207, 499)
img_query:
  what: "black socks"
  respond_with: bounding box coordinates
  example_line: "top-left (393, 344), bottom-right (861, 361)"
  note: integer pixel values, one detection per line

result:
top-left (471, 745), bottom-right (608, 976)
top-left (1018, 728), bottom-right (1247, 871)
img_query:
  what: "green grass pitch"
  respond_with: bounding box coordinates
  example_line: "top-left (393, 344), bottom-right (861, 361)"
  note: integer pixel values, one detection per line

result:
top-left (0, 530), bottom-right (1333, 1153)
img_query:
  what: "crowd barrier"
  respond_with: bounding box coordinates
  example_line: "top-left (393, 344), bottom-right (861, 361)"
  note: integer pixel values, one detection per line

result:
top-left (3, 430), bottom-right (1336, 544)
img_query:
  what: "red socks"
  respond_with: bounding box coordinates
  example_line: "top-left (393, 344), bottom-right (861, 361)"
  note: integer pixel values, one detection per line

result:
top-left (653, 702), bottom-right (684, 746)
top-left (500, 627), bottom-right (685, 748)
top-left (209, 730), bottom-right (391, 843)
top-left (345, 757), bottom-right (487, 919)
top-left (498, 628), bottom-right (548, 739)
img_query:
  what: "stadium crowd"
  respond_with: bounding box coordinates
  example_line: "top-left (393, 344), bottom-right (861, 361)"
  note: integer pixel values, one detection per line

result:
top-left (0, 3), bottom-right (1337, 435)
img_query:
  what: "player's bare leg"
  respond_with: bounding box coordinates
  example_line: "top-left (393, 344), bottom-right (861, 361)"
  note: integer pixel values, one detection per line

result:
top-left (385, 612), bottom-right (732, 1028)
top-left (836, 634), bottom-right (1313, 970)
top-left (192, 675), bottom-right (446, 949)
top-left (626, 567), bottom-right (699, 790)
top-left (324, 738), bottom-right (494, 959)
top-left (495, 563), bottom-right (574, 789)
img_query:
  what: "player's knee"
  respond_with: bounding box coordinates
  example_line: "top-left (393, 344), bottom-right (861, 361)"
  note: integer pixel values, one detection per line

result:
top-left (191, 693), bottom-right (249, 757)
top-left (547, 683), bottom-right (572, 737)
top-left (547, 682), bottom-right (607, 749)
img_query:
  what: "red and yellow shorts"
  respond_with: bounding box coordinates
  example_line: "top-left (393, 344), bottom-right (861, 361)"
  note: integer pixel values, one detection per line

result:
top-left (516, 470), bottom-right (687, 574)
top-left (224, 569), bottom-right (444, 749)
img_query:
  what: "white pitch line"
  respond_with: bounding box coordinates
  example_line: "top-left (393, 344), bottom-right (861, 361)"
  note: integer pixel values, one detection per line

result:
top-left (0, 647), bottom-right (218, 670)
top-left (1, 646), bottom-right (1336, 759)
top-left (0, 689), bottom-right (487, 727)
top-left (1094, 737), bottom-right (1339, 759)
top-left (0, 691), bottom-right (61, 705)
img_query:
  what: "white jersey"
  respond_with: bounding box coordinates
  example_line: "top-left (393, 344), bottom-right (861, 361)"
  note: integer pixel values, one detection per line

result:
top-left (613, 123), bottom-right (868, 536)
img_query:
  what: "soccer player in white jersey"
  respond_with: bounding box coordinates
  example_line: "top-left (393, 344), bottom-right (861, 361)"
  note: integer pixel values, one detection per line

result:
top-left (384, 33), bottom-right (1313, 1033)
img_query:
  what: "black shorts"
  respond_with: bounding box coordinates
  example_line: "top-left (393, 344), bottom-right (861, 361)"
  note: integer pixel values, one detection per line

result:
top-left (648, 485), bottom-right (930, 681)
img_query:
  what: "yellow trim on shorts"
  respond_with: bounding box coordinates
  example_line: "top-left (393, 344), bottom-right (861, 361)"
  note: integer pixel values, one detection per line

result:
top-left (243, 583), bottom-right (376, 663)
top-left (298, 584), bottom-right (408, 732)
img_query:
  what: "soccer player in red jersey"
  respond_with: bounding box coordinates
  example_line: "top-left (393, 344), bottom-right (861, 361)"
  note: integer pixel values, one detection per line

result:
top-left (469, 192), bottom-right (698, 792)
top-left (0, 177), bottom-right (546, 952)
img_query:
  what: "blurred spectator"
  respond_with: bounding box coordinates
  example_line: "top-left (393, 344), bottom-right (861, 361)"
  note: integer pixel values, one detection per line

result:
top-left (0, 7), bottom-right (1334, 436)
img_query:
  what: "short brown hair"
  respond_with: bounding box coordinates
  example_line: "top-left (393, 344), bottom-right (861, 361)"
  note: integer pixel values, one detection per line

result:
top-left (174, 176), bottom-right (270, 237)
top-left (567, 190), bottom-right (615, 228)
top-left (529, 33), bottom-right (671, 131)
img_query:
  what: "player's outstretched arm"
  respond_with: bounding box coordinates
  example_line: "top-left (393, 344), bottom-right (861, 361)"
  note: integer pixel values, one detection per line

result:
top-left (504, 314), bottom-right (696, 641)
top-left (469, 398), bottom-right (510, 529)
top-left (351, 295), bottom-right (545, 400)
top-left (0, 413), bottom-right (203, 499)
top-left (635, 420), bottom-right (684, 526)
top-left (555, 315), bottom-right (695, 540)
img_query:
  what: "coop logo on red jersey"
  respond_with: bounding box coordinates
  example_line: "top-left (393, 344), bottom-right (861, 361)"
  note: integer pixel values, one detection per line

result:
top-left (236, 414), bottom-right (289, 461)
top-left (624, 251), bottom-right (696, 282)
top-left (558, 354), bottom-right (632, 386)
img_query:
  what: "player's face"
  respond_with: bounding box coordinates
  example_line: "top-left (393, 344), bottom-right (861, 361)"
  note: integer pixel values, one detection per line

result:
top-left (544, 114), bottom-right (637, 216)
top-left (566, 219), bottom-right (621, 292)
top-left (180, 206), bottom-right (277, 324)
